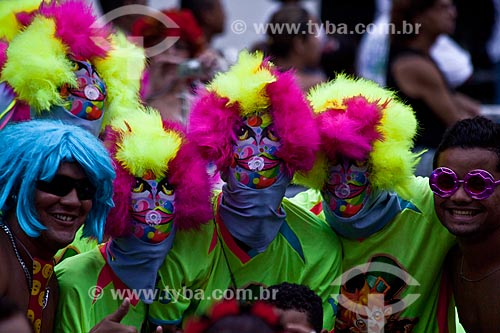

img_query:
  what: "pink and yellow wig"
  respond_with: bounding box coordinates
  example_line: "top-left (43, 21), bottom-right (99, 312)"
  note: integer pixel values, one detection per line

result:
top-left (295, 74), bottom-right (420, 198)
top-left (103, 108), bottom-right (213, 238)
top-left (189, 50), bottom-right (320, 176)
top-left (0, 0), bottom-right (42, 42)
top-left (0, 0), bottom-right (144, 128)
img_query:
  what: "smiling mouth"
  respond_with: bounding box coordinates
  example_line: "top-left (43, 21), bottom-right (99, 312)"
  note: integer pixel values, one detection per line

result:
top-left (447, 209), bottom-right (480, 218)
top-left (235, 155), bottom-right (280, 171)
top-left (52, 214), bottom-right (77, 222)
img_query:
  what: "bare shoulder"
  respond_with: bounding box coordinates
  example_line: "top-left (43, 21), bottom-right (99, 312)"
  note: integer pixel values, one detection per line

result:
top-left (390, 55), bottom-right (446, 98)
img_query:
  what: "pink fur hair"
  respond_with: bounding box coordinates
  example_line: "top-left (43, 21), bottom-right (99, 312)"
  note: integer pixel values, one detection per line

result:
top-left (0, 41), bottom-right (7, 70)
top-left (317, 96), bottom-right (384, 161)
top-left (189, 89), bottom-right (241, 172)
top-left (15, 11), bottom-right (36, 27)
top-left (103, 121), bottom-right (213, 238)
top-left (188, 67), bottom-right (320, 176)
top-left (267, 68), bottom-right (320, 174)
top-left (39, 0), bottom-right (111, 59)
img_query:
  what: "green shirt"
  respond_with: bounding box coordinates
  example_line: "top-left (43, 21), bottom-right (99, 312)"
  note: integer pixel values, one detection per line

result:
top-left (54, 245), bottom-right (147, 332)
top-left (149, 195), bottom-right (342, 330)
top-left (291, 176), bottom-right (457, 333)
top-left (54, 227), bottom-right (97, 265)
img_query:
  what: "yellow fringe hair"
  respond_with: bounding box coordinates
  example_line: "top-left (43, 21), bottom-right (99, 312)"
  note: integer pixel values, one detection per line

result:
top-left (0, 0), bottom-right (42, 41)
top-left (208, 50), bottom-right (276, 116)
top-left (1, 16), bottom-right (76, 111)
top-left (94, 33), bottom-right (145, 131)
top-left (113, 107), bottom-right (182, 178)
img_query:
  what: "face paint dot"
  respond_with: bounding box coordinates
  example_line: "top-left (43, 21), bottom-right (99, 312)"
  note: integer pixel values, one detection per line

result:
top-left (84, 85), bottom-right (100, 100)
top-left (339, 205), bottom-right (346, 212)
top-left (147, 231), bottom-right (155, 239)
top-left (239, 172), bottom-right (249, 185)
top-left (252, 177), bottom-right (259, 185)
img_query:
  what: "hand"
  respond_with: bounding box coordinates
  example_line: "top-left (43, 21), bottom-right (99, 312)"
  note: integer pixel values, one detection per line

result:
top-left (89, 298), bottom-right (138, 333)
top-left (195, 48), bottom-right (223, 81)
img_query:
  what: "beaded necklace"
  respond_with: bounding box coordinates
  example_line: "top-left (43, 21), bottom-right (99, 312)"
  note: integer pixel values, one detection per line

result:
top-left (0, 222), bottom-right (32, 288)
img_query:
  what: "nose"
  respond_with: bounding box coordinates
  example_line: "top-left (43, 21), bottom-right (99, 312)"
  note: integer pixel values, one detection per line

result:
top-left (59, 188), bottom-right (82, 206)
top-left (449, 182), bottom-right (472, 202)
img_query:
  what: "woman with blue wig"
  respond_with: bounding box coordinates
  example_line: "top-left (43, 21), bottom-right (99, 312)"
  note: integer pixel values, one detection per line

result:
top-left (0, 119), bottom-right (114, 333)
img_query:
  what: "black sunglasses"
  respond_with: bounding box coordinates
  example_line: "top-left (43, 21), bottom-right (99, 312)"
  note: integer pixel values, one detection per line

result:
top-left (36, 175), bottom-right (96, 201)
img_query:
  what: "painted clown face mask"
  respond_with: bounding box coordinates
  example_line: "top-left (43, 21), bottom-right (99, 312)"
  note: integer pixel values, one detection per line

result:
top-left (322, 156), bottom-right (372, 218)
top-left (60, 58), bottom-right (107, 120)
top-left (130, 173), bottom-right (175, 243)
top-left (36, 57), bottom-right (108, 136)
top-left (230, 114), bottom-right (283, 189)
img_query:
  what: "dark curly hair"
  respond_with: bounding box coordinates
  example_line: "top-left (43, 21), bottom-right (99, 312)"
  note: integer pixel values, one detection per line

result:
top-left (267, 282), bottom-right (324, 333)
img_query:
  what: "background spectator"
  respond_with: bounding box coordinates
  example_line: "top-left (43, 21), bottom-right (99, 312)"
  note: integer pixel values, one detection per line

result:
top-left (387, 0), bottom-right (481, 176)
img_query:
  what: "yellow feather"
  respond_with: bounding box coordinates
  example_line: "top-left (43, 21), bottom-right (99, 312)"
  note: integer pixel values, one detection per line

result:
top-left (113, 108), bottom-right (183, 178)
top-left (208, 50), bottom-right (275, 115)
top-left (1, 17), bottom-right (75, 111)
top-left (0, 0), bottom-right (42, 41)
top-left (94, 33), bottom-right (146, 130)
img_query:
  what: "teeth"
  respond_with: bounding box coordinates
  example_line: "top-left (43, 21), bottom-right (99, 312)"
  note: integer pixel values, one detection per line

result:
top-left (53, 214), bottom-right (75, 222)
top-left (450, 209), bottom-right (476, 217)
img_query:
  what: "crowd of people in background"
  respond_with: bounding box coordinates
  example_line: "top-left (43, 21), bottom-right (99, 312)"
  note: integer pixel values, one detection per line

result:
top-left (0, 0), bottom-right (499, 333)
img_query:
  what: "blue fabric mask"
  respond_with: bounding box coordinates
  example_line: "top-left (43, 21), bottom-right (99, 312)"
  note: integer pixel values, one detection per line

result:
top-left (323, 189), bottom-right (402, 239)
top-left (106, 228), bottom-right (176, 304)
top-left (219, 170), bottom-right (290, 253)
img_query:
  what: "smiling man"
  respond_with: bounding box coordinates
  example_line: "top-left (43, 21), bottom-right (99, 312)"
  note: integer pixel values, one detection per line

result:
top-left (0, 120), bottom-right (114, 333)
top-left (431, 116), bottom-right (500, 332)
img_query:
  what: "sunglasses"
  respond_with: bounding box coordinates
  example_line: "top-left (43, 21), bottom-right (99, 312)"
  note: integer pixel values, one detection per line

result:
top-left (429, 167), bottom-right (500, 200)
top-left (36, 175), bottom-right (96, 201)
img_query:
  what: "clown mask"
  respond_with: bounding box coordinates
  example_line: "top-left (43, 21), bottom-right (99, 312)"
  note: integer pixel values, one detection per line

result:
top-left (60, 57), bottom-right (107, 121)
top-left (130, 172), bottom-right (175, 243)
top-left (35, 57), bottom-right (108, 136)
top-left (322, 156), bottom-right (372, 218)
top-left (230, 114), bottom-right (284, 189)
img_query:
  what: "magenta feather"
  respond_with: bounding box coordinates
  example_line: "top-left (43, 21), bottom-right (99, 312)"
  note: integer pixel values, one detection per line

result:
top-left (266, 69), bottom-right (320, 174)
top-left (39, 0), bottom-right (111, 59)
top-left (317, 96), bottom-right (384, 161)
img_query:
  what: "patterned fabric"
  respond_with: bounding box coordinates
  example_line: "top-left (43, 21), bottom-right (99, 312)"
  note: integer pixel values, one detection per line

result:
top-left (28, 257), bottom-right (54, 333)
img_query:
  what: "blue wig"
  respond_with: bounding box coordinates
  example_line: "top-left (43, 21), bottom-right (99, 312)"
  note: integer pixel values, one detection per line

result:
top-left (0, 120), bottom-right (115, 242)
